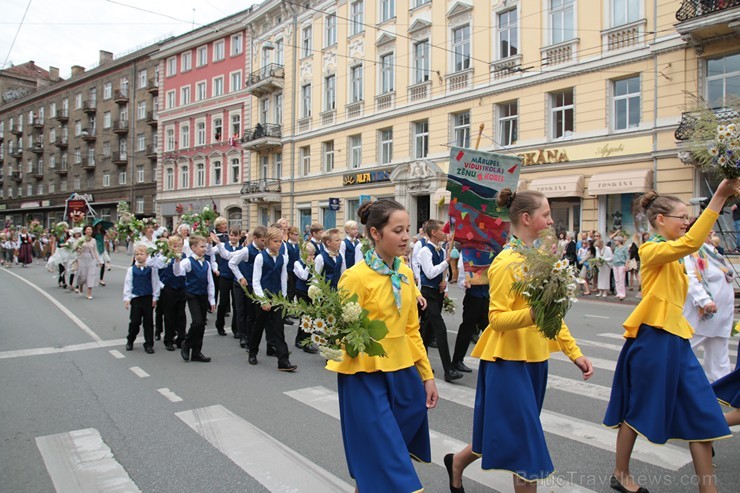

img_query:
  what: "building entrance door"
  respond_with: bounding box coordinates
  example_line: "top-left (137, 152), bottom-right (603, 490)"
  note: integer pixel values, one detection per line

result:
top-left (415, 195), bottom-right (430, 233)
top-left (550, 199), bottom-right (581, 236)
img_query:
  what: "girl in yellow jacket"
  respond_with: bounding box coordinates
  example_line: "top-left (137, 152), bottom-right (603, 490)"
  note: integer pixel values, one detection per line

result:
top-left (603, 179), bottom-right (737, 493)
top-left (326, 199), bottom-right (438, 493)
top-left (445, 189), bottom-right (593, 493)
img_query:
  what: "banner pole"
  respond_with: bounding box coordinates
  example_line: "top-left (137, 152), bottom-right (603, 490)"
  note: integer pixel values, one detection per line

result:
top-left (474, 123), bottom-right (485, 150)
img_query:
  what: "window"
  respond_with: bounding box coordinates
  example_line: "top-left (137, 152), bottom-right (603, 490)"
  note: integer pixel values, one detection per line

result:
top-left (380, 0), bottom-right (395, 22)
top-left (551, 89), bottom-right (574, 139)
top-left (166, 128), bottom-right (175, 151)
top-left (74, 148), bottom-right (82, 163)
top-left (231, 33), bottom-right (243, 56)
top-left (453, 111), bottom-right (471, 148)
top-left (324, 75), bottom-right (336, 111)
top-left (301, 84), bottom-right (312, 117)
top-left (452, 25), bottom-right (471, 72)
top-left (213, 76), bottom-right (224, 97)
top-left (323, 141), bottom-right (335, 172)
top-left (166, 90), bottom-right (176, 109)
top-left (48, 183), bottom-right (55, 193)
top-left (102, 142), bottom-right (111, 158)
top-left (137, 101), bottom-right (146, 120)
top-left (102, 83), bottom-right (112, 100)
top-left (613, 0), bottom-right (639, 26)
top-left (260, 99), bottom-right (270, 123)
top-left (28, 184), bottom-right (34, 197)
top-left (181, 86), bottom-right (191, 105)
top-left (274, 153), bottom-right (282, 178)
top-left (613, 76), bottom-right (640, 130)
top-left (231, 158), bottom-right (240, 183)
top-left (120, 77), bottom-right (129, 95)
top-left (707, 53), bottom-right (740, 108)
top-left (50, 102), bottom-right (57, 117)
top-left (275, 93), bottom-right (283, 125)
top-left (302, 25), bottom-right (312, 57)
top-left (275, 39), bottom-right (284, 65)
top-left (180, 125), bottom-right (190, 149)
top-left (165, 168), bottom-right (174, 190)
top-left (300, 146), bottom-right (311, 175)
top-left (213, 40), bottom-right (225, 61)
top-left (75, 120), bottom-right (82, 136)
top-left (230, 71), bottom-right (242, 93)
top-left (137, 133), bottom-right (145, 151)
top-left (197, 46), bottom-right (208, 67)
top-left (180, 165), bottom-right (189, 188)
top-left (138, 69), bottom-right (147, 88)
top-left (50, 154), bottom-right (56, 168)
top-left (75, 93), bottom-right (82, 109)
top-left (379, 128), bottom-right (393, 164)
top-left (380, 53), bottom-right (394, 93)
top-left (166, 57), bottom-right (177, 76)
top-left (350, 65), bottom-right (363, 102)
top-left (260, 156), bottom-right (269, 180)
top-left (498, 101), bottom-right (518, 146)
top-left (103, 111), bottom-right (111, 128)
top-left (231, 114), bottom-right (241, 137)
top-left (60, 180), bottom-right (67, 192)
top-left (414, 120), bottom-right (429, 158)
top-left (102, 172), bottom-right (110, 187)
top-left (137, 165), bottom-right (145, 183)
top-left (136, 197), bottom-right (144, 214)
top-left (196, 163), bottom-right (205, 187)
top-left (413, 40), bottom-right (430, 84)
top-left (349, 135), bottom-right (362, 169)
top-left (196, 81), bottom-right (206, 101)
top-left (550, 0), bottom-right (575, 45)
top-left (325, 14), bottom-right (337, 47)
top-left (181, 51), bottom-right (192, 71)
top-left (120, 105), bottom-right (128, 122)
top-left (498, 9), bottom-right (518, 59)
top-left (196, 122), bottom-right (206, 146)
top-left (350, 1), bottom-right (364, 36)
top-left (213, 160), bottom-right (222, 185)
top-left (213, 118), bottom-right (223, 142)
top-left (119, 171), bottom-right (127, 185)
top-left (412, 0), bottom-right (430, 6)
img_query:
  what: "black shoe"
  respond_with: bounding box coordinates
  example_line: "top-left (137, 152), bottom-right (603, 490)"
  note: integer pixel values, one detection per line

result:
top-left (154, 333), bottom-right (161, 341)
top-left (444, 453), bottom-right (465, 493)
top-left (283, 318), bottom-right (294, 325)
top-left (277, 362), bottom-right (297, 372)
top-left (125, 341), bottom-right (133, 351)
top-left (164, 343), bottom-right (175, 351)
top-left (175, 339), bottom-right (183, 349)
top-left (248, 354), bottom-right (258, 365)
top-left (444, 369), bottom-right (463, 382)
top-left (239, 337), bottom-right (248, 348)
top-left (217, 329), bottom-right (227, 336)
top-left (609, 475), bottom-right (649, 493)
top-left (471, 332), bottom-right (480, 343)
top-left (266, 346), bottom-right (277, 357)
top-left (428, 339), bottom-right (438, 348)
top-left (144, 346), bottom-right (155, 354)
top-left (454, 361), bottom-right (473, 373)
top-left (232, 333), bottom-right (240, 339)
top-left (191, 353), bottom-right (211, 362)
top-left (303, 344), bottom-right (319, 354)
top-left (180, 343), bottom-right (190, 362)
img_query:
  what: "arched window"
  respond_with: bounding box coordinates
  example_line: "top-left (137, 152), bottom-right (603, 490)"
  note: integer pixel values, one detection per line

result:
top-left (165, 167), bottom-right (174, 190)
top-left (228, 208), bottom-right (242, 230)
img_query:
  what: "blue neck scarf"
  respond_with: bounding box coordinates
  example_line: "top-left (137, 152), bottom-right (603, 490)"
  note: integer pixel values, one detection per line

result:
top-left (364, 249), bottom-right (408, 313)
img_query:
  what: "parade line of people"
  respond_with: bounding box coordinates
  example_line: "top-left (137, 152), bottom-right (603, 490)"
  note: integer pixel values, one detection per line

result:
top-left (7, 183), bottom-right (740, 493)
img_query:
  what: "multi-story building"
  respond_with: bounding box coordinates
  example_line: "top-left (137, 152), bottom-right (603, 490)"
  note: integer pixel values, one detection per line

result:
top-left (0, 48), bottom-right (160, 226)
top-left (154, 9), bottom-right (254, 232)
top-left (240, 0), bottom-right (740, 237)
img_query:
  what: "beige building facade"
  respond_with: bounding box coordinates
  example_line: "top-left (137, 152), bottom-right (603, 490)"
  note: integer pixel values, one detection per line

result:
top-left (241, 0), bottom-right (740, 237)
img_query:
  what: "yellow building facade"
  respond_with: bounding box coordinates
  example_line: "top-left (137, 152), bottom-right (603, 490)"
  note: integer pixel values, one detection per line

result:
top-left (241, 0), bottom-right (740, 237)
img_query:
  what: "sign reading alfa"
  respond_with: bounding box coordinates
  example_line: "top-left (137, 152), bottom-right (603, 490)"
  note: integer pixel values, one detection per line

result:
top-left (343, 168), bottom-right (391, 186)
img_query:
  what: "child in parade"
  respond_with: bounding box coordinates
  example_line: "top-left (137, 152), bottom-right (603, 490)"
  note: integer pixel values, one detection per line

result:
top-left (152, 235), bottom-right (187, 351)
top-left (249, 227), bottom-right (297, 371)
top-left (123, 245), bottom-right (160, 354)
top-left (308, 223), bottom-right (325, 255)
top-left (292, 241), bottom-right (319, 353)
top-left (173, 235), bottom-right (216, 363)
top-left (285, 226), bottom-right (301, 305)
top-left (314, 228), bottom-right (344, 290)
top-left (228, 226), bottom-right (267, 349)
top-left (326, 199), bottom-right (438, 493)
top-left (213, 227), bottom-right (242, 337)
top-left (446, 188), bottom-right (593, 493)
top-left (450, 254), bottom-right (490, 374)
top-left (339, 220), bottom-right (363, 271)
top-left (603, 179), bottom-right (738, 493)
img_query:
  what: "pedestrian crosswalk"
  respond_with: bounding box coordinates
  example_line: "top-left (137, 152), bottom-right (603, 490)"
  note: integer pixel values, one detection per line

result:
top-left (32, 331), bottom-right (737, 493)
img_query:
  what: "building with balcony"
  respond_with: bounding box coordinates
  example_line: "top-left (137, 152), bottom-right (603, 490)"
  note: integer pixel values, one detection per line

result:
top-left (154, 8), bottom-right (254, 232)
top-left (0, 48), bottom-right (162, 226)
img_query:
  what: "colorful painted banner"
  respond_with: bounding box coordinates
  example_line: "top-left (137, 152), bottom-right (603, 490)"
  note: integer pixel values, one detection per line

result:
top-left (446, 147), bottom-right (522, 285)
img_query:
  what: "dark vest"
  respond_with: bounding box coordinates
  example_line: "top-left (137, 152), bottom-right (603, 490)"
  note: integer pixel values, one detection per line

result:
top-left (259, 250), bottom-right (284, 295)
top-left (217, 242), bottom-right (240, 280)
top-left (185, 257), bottom-right (209, 296)
top-left (320, 250), bottom-right (343, 290)
top-left (344, 238), bottom-right (358, 269)
top-left (132, 265), bottom-right (154, 297)
top-left (287, 241), bottom-right (300, 267)
top-left (237, 243), bottom-right (261, 282)
top-left (295, 260), bottom-right (312, 293)
top-left (159, 254), bottom-right (186, 290)
top-left (420, 243), bottom-right (445, 288)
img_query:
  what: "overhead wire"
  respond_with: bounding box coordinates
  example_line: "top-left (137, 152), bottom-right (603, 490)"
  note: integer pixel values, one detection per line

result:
top-left (2, 0), bottom-right (33, 70)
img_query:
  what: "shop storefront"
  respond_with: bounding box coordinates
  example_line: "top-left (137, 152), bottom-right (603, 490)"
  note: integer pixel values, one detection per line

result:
top-left (588, 169), bottom-right (653, 236)
top-left (528, 174), bottom-right (585, 236)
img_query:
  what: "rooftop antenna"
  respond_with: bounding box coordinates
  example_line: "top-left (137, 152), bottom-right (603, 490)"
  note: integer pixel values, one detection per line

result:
top-left (192, 8), bottom-right (195, 31)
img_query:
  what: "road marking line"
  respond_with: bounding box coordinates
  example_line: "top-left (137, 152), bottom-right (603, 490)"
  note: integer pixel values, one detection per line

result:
top-left (109, 349), bottom-right (125, 359)
top-left (157, 388), bottom-right (183, 403)
top-left (285, 386), bottom-right (599, 493)
top-left (463, 353), bottom-right (618, 372)
top-left (0, 268), bottom-right (102, 342)
top-left (546, 374), bottom-right (612, 402)
top-left (129, 366), bottom-right (149, 378)
top-left (434, 380), bottom-right (692, 471)
top-left (574, 338), bottom-right (625, 352)
top-left (36, 428), bottom-right (141, 493)
top-left (176, 404), bottom-right (353, 493)
top-left (584, 314), bottom-right (610, 319)
top-left (597, 333), bottom-right (737, 358)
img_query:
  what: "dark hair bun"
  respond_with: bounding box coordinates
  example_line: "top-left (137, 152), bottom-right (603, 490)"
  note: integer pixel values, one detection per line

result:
top-left (639, 190), bottom-right (659, 211)
top-left (357, 201), bottom-right (374, 225)
top-left (496, 188), bottom-right (515, 208)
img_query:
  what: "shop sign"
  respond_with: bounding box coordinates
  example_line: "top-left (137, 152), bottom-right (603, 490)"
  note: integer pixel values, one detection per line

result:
top-left (594, 179), bottom-right (637, 191)
top-left (517, 148), bottom-right (569, 166)
top-left (328, 198), bottom-right (340, 211)
top-left (596, 143), bottom-right (624, 158)
top-left (21, 201), bottom-right (40, 209)
top-left (41, 200), bottom-right (51, 207)
top-left (343, 169), bottom-right (391, 186)
top-left (0, 204), bottom-right (7, 210)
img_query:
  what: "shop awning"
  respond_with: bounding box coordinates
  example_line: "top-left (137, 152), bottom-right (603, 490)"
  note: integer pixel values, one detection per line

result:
top-left (528, 175), bottom-right (584, 198)
top-left (588, 169), bottom-right (652, 195)
top-left (517, 179), bottom-right (527, 191)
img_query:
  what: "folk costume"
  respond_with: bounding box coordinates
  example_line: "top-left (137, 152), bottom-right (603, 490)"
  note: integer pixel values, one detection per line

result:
top-left (339, 237), bottom-right (363, 271)
top-left (18, 232), bottom-right (34, 265)
top-left (123, 261), bottom-right (160, 350)
top-left (314, 248), bottom-right (344, 290)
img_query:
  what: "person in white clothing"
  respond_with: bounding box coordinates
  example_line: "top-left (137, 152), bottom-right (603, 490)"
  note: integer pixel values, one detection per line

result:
top-left (683, 230), bottom-right (735, 382)
top-left (595, 239), bottom-right (613, 297)
top-left (339, 220), bottom-right (364, 270)
top-left (410, 226), bottom-right (428, 287)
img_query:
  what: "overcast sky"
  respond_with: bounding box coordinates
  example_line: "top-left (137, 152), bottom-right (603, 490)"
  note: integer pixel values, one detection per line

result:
top-left (2, 0), bottom-right (261, 78)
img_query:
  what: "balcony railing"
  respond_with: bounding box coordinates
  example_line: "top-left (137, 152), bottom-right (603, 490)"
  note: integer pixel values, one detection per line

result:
top-left (146, 111), bottom-right (158, 126)
top-left (676, 0), bottom-right (740, 22)
top-left (240, 178), bottom-right (282, 203)
top-left (10, 148), bottom-right (23, 159)
top-left (240, 124), bottom-right (282, 150)
top-left (11, 170), bottom-right (23, 182)
top-left (30, 143), bottom-right (44, 154)
top-left (33, 167), bottom-right (44, 179)
top-left (81, 157), bottom-right (95, 170)
top-left (55, 109), bottom-right (69, 122)
top-left (375, 92), bottom-right (395, 112)
top-left (145, 144), bottom-right (158, 160)
top-left (54, 164), bottom-right (68, 175)
top-left (113, 120), bottom-right (129, 134)
top-left (54, 137), bottom-right (68, 149)
top-left (81, 129), bottom-right (96, 142)
top-left (10, 125), bottom-right (23, 136)
top-left (346, 101), bottom-right (364, 119)
top-left (245, 63), bottom-right (285, 96)
top-left (446, 69), bottom-right (473, 93)
top-left (675, 108), bottom-right (740, 141)
top-left (112, 151), bottom-right (128, 165)
top-left (147, 78), bottom-right (159, 94)
top-left (32, 118), bottom-right (44, 129)
top-left (114, 89), bottom-right (129, 104)
top-left (83, 100), bottom-right (97, 113)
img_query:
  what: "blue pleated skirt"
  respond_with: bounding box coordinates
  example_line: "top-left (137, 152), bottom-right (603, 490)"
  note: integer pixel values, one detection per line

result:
top-left (712, 367), bottom-right (740, 408)
top-left (337, 367), bottom-right (430, 493)
top-left (604, 324), bottom-right (731, 443)
top-left (472, 359), bottom-right (554, 482)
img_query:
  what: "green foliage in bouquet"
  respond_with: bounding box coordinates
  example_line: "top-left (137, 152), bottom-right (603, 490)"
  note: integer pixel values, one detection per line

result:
top-left (585, 257), bottom-right (605, 272)
top-left (62, 237), bottom-right (86, 252)
top-left (28, 219), bottom-right (44, 236)
top-left (686, 100), bottom-right (740, 180)
top-left (53, 221), bottom-right (69, 239)
top-left (115, 201), bottom-right (142, 239)
top-left (147, 238), bottom-right (179, 263)
top-left (180, 206), bottom-right (217, 237)
top-left (359, 237), bottom-right (372, 256)
top-left (443, 296), bottom-right (456, 315)
top-left (510, 228), bottom-right (581, 340)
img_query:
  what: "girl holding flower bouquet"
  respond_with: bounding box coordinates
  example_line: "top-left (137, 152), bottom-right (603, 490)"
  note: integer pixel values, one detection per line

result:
top-left (327, 199), bottom-right (437, 493)
top-left (603, 179), bottom-right (738, 493)
top-left (445, 189), bottom-right (593, 493)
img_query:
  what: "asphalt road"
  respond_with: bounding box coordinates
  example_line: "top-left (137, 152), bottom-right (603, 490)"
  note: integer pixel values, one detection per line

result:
top-left (0, 252), bottom-right (738, 493)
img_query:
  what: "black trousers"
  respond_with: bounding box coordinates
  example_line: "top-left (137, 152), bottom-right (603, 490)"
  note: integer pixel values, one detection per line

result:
top-left (451, 293), bottom-right (489, 366)
top-left (249, 306), bottom-right (289, 365)
top-left (233, 282), bottom-right (254, 340)
top-left (185, 294), bottom-right (209, 355)
top-left (160, 285), bottom-right (187, 345)
top-left (216, 276), bottom-right (237, 334)
top-left (128, 295), bottom-right (154, 347)
top-left (287, 271), bottom-right (297, 302)
top-left (294, 290), bottom-right (311, 345)
top-left (421, 286), bottom-right (452, 373)
top-left (58, 264), bottom-right (66, 285)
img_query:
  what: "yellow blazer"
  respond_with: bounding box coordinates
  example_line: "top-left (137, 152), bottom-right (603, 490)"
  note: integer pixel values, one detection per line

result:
top-left (472, 248), bottom-right (584, 362)
top-left (623, 208), bottom-right (718, 339)
top-left (326, 261), bottom-right (434, 381)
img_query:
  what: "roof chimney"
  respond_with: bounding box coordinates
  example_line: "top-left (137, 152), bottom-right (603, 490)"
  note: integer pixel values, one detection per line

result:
top-left (49, 66), bottom-right (59, 81)
top-left (99, 50), bottom-right (113, 64)
top-left (71, 65), bottom-right (85, 76)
